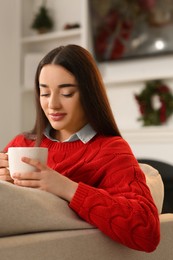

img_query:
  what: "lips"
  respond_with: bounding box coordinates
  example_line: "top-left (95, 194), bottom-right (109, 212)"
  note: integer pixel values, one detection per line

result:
top-left (49, 113), bottom-right (66, 121)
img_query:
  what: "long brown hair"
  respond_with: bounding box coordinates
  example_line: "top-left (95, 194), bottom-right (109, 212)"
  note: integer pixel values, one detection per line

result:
top-left (28, 44), bottom-right (121, 145)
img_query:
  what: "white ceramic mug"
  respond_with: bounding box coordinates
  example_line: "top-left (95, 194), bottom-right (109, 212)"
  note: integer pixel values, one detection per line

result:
top-left (8, 147), bottom-right (48, 179)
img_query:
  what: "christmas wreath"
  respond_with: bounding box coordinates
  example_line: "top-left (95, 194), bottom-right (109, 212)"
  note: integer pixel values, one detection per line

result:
top-left (135, 80), bottom-right (173, 126)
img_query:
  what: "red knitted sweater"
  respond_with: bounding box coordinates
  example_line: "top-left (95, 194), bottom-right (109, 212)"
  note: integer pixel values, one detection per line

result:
top-left (4, 134), bottom-right (160, 252)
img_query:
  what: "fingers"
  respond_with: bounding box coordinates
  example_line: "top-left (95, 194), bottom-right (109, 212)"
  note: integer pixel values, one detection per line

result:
top-left (12, 171), bottom-right (41, 180)
top-left (0, 167), bottom-right (9, 175)
top-left (21, 157), bottom-right (47, 171)
top-left (14, 179), bottom-right (40, 188)
top-left (13, 171), bottom-right (41, 188)
top-left (12, 157), bottom-right (48, 188)
top-left (0, 153), bottom-right (8, 168)
top-left (0, 174), bottom-right (13, 182)
top-left (0, 152), bottom-right (8, 160)
top-left (0, 168), bottom-right (13, 182)
top-left (12, 158), bottom-right (52, 190)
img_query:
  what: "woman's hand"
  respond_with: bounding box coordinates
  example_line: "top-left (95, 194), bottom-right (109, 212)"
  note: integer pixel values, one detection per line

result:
top-left (0, 152), bottom-right (13, 183)
top-left (12, 157), bottom-right (78, 202)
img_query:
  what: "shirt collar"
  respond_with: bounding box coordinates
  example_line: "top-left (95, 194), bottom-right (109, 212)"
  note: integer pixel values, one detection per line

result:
top-left (44, 124), bottom-right (96, 144)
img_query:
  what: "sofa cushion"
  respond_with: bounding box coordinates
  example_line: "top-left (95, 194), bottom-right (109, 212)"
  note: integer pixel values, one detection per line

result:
top-left (139, 163), bottom-right (164, 214)
top-left (0, 180), bottom-right (93, 237)
top-left (0, 163), bottom-right (163, 236)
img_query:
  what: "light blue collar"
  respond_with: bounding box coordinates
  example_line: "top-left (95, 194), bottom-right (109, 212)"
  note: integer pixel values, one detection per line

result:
top-left (44, 124), bottom-right (96, 144)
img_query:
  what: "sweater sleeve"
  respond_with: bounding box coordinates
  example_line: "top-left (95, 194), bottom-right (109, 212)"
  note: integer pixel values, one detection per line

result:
top-left (69, 139), bottom-right (160, 252)
top-left (2, 134), bottom-right (35, 152)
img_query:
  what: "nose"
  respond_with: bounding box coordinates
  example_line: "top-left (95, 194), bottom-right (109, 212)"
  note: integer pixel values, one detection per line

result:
top-left (48, 93), bottom-right (61, 109)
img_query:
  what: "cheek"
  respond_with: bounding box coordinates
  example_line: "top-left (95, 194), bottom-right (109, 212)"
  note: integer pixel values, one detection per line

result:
top-left (40, 98), bottom-right (47, 111)
top-left (70, 98), bottom-right (83, 112)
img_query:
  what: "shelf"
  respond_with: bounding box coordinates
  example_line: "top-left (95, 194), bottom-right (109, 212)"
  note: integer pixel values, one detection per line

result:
top-left (100, 54), bottom-right (173, 85)
top-left (21, 28), bottom-right (82, 44)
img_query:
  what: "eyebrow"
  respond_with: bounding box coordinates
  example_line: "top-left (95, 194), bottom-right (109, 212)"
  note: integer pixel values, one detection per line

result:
top-left (39, 83), bottom-right (77, 88)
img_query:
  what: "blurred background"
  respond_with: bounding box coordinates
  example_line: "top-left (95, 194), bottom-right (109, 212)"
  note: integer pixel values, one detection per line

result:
top-left (0, 0), bottom-right (173, 164)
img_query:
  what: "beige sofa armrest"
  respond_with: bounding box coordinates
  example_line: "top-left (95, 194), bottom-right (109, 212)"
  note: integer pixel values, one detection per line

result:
top-left (139, 163), bottom-right (164, 213)
top-left (159, 213), bottom-right (173, 223)
top-left (1, 214), bottom-right (173, 260)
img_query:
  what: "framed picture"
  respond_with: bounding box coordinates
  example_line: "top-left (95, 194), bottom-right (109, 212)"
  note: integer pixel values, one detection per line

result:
top-left (88, 0), bottom-right (173, 62)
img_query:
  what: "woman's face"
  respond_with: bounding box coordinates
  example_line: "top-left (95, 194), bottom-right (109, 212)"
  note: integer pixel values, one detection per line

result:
top-left (39, 64), bottom-right (87, 141)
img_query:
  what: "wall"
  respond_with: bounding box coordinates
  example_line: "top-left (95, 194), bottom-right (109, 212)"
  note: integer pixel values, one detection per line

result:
top-left (106, 80), bottom-right (173, 164)
top-left (0, 0), bottom-right (20, 150)
top-left (102, 60), bottom-right (173, 165)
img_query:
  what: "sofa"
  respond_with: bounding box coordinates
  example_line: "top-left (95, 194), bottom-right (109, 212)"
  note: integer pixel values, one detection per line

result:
top-left (138, 158), bottom-right (173, 213)
top-left (0, 163), bottom-right (173, 260)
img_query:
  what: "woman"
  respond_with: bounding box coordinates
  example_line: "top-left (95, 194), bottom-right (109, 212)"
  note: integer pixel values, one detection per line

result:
top-left (0, 45), bottom-right (160, 251)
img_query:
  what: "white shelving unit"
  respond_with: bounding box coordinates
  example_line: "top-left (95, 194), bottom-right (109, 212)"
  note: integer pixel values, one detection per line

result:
top-left (19, 0), bottom-right (89, 131)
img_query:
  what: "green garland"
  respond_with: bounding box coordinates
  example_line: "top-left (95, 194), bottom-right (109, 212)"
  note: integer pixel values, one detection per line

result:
top-left (135, 80), bottom-right (173, 126)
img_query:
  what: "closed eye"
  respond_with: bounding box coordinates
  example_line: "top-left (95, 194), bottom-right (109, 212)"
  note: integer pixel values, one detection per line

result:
top-left (40, 93), bottom-right (50, 97)
top-left (61, 93), bottom-right (74, 97)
